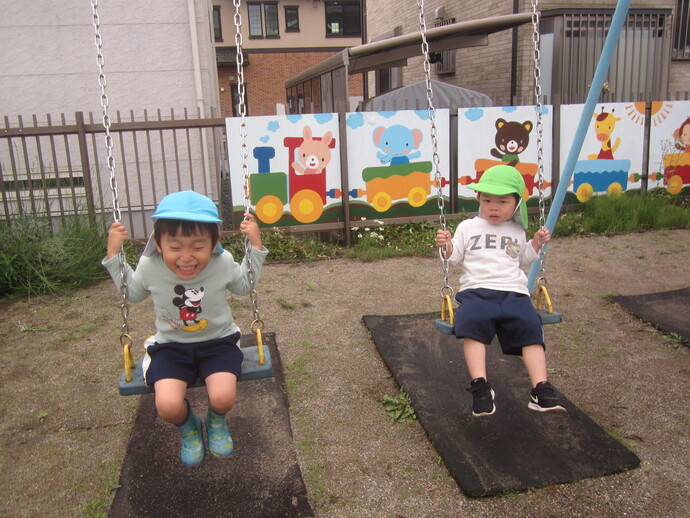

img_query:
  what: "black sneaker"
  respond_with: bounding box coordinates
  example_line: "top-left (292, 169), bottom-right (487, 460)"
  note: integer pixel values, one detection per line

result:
top-left (528, 381), bottom-right (566, 413)
top-left (468, 377), bottom-right (495, 416)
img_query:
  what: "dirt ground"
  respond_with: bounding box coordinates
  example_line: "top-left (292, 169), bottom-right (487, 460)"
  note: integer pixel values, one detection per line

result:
top-left (0, 228), bottom-right (688, 518)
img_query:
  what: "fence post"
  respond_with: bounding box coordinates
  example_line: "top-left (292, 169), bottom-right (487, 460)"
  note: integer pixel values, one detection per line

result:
top-left (75, 111), bottom-right (97, 224)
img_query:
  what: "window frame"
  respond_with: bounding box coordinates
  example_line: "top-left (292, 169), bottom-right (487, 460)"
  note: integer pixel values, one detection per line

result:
top-left (213, 5), bottom-right (223, 42)
top-left (325, 1), bottom-right (361, 37)
top-left (264, 2), bottom-right (280, 38)
top-left (285, 5), bottom-right (300, 33)
top-left (248, 3), bottom-right (264, 38)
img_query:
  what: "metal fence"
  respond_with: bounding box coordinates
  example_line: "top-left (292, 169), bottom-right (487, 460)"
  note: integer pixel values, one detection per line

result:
top-left (1, 109), bottom-right (226, 239)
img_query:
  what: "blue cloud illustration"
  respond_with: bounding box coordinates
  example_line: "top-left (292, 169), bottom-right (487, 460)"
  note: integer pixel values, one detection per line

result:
top-left (534, 105), bottom-right (550, 116)
top-left (414, 110), bottom-right (430, 121)
top-left (377, 110), bottom-right (396, 119)
top-left (267, 120), bottom-right (279, 132)
top-left (464, 108), bottom-right (484, 122)
top-left (314, 113), bottom-right (334, 124)
top-left (503, 106), bottom-right (518, 113)
top-left (347, 112), bottom-right (364, 129)
top-left (260, 135), bottom-right (269, 143)
top-left (286, 115), bottom-right (303, 124)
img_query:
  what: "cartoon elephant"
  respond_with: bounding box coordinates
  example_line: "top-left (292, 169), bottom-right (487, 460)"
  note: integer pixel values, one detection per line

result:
top-left (373, 125), bottom-right (423, 165)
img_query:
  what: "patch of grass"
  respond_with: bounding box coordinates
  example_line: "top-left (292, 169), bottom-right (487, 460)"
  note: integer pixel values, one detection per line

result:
top-left (276, 295), bottom-right (295, 310)
top-left (221, 227), bottom-right (340, 262)
top-left (542, 191), bottom-right (690, 237)
top-left (383, 387), bottom-right (417, 423)
top-left (82, 464), bottom-right (122, 518)
top-left (663, 332), bottom-right (689, 349)
top-left (0, 214), bottom-right (108, 298)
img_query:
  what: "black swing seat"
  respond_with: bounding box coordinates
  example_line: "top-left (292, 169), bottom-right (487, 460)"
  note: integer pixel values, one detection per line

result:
top-left (434, 309), bottom-right (562, 336)
top-left (118, 345), bottom-right (273, 396)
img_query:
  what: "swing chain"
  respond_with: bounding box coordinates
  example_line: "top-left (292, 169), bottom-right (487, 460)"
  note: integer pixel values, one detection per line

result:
top-left (531, 0), bottom-right (548, 286)
top-left (92, 0), bottom-right (130, 339)
top-left (233, 0), bottom-right (260, 325)
top-left (417, 0), bottom-right (452, 298)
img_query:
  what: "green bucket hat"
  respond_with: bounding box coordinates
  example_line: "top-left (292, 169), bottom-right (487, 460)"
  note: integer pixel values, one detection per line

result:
top-left (468, 165), bottom-right (528, 229)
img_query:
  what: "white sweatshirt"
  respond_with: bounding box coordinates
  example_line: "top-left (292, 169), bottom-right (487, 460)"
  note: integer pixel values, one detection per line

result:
top-left (446, 216), bottom-right (539, 295)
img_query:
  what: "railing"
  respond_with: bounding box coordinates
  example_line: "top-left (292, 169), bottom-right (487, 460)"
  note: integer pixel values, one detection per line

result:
top-left (1, 109), bottom-right (226, 239)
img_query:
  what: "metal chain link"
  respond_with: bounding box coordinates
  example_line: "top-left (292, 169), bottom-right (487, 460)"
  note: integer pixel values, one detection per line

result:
top-left (531, 0), bottom-right (548, 288)
top-left (233, 0), bottom-right (261, 327)
top-left (92, 0), bottom-right (130, 340)
top-left (417, 0), bottom-right (452, 300)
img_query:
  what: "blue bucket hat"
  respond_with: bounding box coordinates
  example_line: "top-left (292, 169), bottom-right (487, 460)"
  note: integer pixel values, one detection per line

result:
top-left (143, 191), bottom-right (224, 257)
top-left (468, 165), bottom-right (528, 229)
top-left (152, 190), bottom-right (222, 223)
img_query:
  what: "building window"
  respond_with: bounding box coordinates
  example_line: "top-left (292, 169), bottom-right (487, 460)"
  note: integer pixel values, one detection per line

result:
top-left (285, 5), bottom-right (299, 32)
top-left (230, 83), bottom-right (248, 117)
top-left (558, 11), bottom-right (669, 103)
top-left (434, 18), bottom-right (456, 75)
top-left (248, 3), bottom-right (263, 38)
top-left (265, 3), bottom-right (279, 37)
top-left (325, 1), bottom-right (361, 37)
top-left (213, 6), bottom-right (222, 42)
top-left (673, 0), bottom-right (690, 59)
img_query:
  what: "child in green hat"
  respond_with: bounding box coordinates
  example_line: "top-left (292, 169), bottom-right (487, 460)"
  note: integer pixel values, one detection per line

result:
top-left (103, 191), bottom-right (267, 465)
top-left (436, 165), bottom-right (565, 417)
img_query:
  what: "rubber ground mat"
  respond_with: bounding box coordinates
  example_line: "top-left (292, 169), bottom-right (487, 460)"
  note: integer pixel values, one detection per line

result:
top-left (611, 287), bottom-right (690, 342)
top-left (362, 313), bottom-right (641, 497)
top-left (109, 332), bottom-right (312, 518)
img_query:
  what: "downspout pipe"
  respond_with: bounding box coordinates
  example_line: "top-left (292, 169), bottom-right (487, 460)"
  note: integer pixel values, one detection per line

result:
top-left (527, 0), bottom-right (632, 291)
top-left (187, 0), bottom-right (213, 194)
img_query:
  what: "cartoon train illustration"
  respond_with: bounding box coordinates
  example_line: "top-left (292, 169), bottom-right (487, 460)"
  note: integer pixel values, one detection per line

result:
top-left (354, 161), bottom-right (439, 212)
top-left (572, 158), bottom-right (632, 202)
top-left (248, 128), bottom-right (344, 224)
top-left (472, 158), bottom-right (544, 199)
top-left (660, 153), bottom-right (690, 194)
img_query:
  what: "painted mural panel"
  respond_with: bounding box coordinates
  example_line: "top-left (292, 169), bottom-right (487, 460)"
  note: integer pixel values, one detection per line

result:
top-left (226, 114), bottom-right (342, 226)
top-left (344, 110), bottom-right (451, 218)
top-left (648, 100), bottom-right (690, 195)
top-left (559, 102), bottom-right (645, 203)
top-left (457, 106), bottom-right (554, 213)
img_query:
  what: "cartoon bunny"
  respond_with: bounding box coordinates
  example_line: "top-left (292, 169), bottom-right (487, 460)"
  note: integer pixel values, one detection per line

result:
top-left (292, 125), bottom-right (333, 175)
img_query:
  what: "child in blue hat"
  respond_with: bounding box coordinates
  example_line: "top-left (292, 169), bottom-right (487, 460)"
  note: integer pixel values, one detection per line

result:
top-left (103, 190), bottom-right (267, 466)
top-left (436, 165), bottom-right (565, 417)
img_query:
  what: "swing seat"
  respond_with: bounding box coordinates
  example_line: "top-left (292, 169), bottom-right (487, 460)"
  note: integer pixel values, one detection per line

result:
top-left (434, 309), bottom-right (562, 336)
top-left (118, 345), bottom-right (273, 396)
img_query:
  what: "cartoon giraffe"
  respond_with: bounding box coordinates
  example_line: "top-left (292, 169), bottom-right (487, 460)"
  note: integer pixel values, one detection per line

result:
top-left (588, 107), bottom-right (621, 160)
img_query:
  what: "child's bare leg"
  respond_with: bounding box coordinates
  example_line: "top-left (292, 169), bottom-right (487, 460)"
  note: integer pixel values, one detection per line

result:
top-left (153, 378), bottom-right (189, 424)
top-left (155, 378), bottom-right (205, 465)
top-left (521, 344), bottom-right (548, 388)
top-left (463, 338), bottom-right (495, 416)
top-left (204, 372), bottom-right (238, 457)
top-left (205, 372), bottom-right (238, 414)
top-left (463, 338), bottom-right (487, 380)
top-left (523, 344), bottom-right (566, 413)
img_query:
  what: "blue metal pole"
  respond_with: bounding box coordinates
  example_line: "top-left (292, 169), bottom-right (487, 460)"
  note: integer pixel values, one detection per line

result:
top-left (528, 0), bottom-right (632, 292)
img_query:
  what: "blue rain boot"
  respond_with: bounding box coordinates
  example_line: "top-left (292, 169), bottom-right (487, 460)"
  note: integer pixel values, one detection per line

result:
top-left (205, 406), bottom-right (234, 457)
top-left (177, 401), bottom-right (204, 466)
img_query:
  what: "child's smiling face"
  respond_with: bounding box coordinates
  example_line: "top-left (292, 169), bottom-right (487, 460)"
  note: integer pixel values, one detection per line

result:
top-left (478, 192), bottom-right (519, 225)
top-left (156, 228), bottom-right (215, 280)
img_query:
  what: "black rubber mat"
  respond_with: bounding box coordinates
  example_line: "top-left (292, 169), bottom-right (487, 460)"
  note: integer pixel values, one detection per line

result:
top-left (109, 332), bottom-right (312, 518)
top-left (363, 312), bottom-right (640, 497)
top-left (612, 287), bottom-right (690, 342)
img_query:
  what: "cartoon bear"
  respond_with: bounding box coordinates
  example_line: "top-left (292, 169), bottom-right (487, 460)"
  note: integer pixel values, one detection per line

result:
top-left (490, 118), bottom-right (533, 166)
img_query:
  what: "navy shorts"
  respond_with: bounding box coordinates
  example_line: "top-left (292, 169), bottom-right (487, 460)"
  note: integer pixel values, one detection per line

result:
top-left (453, 288), bottom-right (544, 356)
top-left (142, 332), bottom-right (244, 386)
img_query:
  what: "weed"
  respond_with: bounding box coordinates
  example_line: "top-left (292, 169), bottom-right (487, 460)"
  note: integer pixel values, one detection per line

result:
top-left (276, 295), bottom-right (294, 310)
top-left (17, 321), bottom-right (48, 333)
top-left (383, 387), bottom-right (417, 422)
top-left (663, 332), bottom-right (689, 349)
